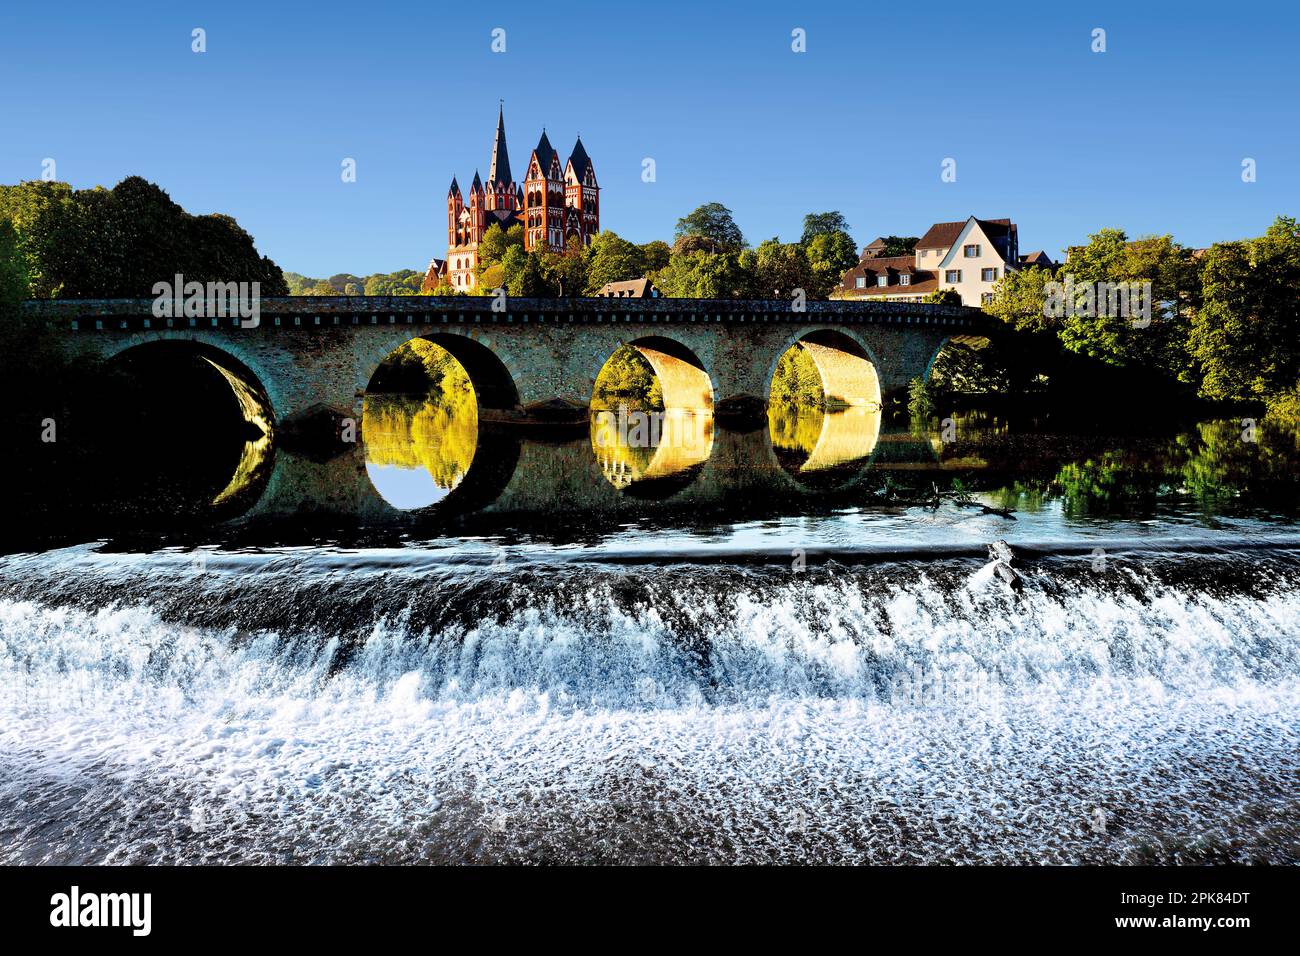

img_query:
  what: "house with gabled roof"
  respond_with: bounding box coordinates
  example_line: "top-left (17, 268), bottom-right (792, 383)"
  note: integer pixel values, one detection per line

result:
top-left (840, 217), bottom-right (1054, 306)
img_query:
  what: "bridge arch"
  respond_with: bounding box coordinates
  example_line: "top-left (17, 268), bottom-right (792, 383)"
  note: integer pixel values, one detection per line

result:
top-left (587, 335), bottom-right (715, 412)
top-left (766, 327), bottom-right (882, 409)
top-left (87, 338), bottom-right (276, 519)
top-left (358, 331), bottom-right (522, 416)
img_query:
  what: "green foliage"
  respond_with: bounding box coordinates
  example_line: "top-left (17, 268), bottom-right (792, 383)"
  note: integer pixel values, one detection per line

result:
top-left (591, 344), bottom-right (663, 410)
top-left (929, 342), bottom-right (1010, 397)
top-left (1058, 229), bottom-right (1197, 380)
top-left (907, 377), bottom-right (936, 419)
top-left (0, 220), bottom-right (28, 314)
top-left (0, 177), bottom-right (287, 297)
top-left (1190, 216), bottom-right (1300, 403)
top-left (1266, 381), bottom-right (1300, 430)
top-left (476, 223), bottom-right (524, 275)
top-left (639, 240), bottom-right (671, 273)
top-left (803, 230), bottom-right (858, 297)
top-left (924, 288), bottom-right (963, 306)
top-left (985, 265), bottom-right (1056, 333)
top-left (799, 211), bottom-right (852, 245)
top-left (877, 235), bottom-right (920, 257)
top-left (674, 202), bottom-right (745, 253)
top-left (286, 269), bottom-right (424, 296)
top-left (584, 231), bottom-right (645, 293)
top-left (769, 345), bottom-right (824, 405)
top-left (652, 250), bottom-right (751, 298)
top-left (747, 238), bottom-right (815, 297)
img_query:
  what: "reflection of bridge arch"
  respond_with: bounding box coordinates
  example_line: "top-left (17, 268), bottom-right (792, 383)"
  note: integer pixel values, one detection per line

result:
top-left (588, 335), bottom-right (716, 412)
top-left (96, 339), bottom-right (277, 516)
top-left (767, 327), bottom-right (882, 408)
top-left (591, 409), bottom-right (714, 494)
top-left (766, 405), bottom-right (883, 492)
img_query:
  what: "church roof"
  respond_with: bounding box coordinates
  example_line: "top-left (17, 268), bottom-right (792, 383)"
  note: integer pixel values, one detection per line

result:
top-left (567, 137), bottom-right (593, 182)
top-left (488, 106), bottom-right (512, 186)
top-left (448, 175), bottom-right (460, 196)
top-left (532, 131), bottom-right (557, 178)
top-left (470, 171), bottom-right (483, 193)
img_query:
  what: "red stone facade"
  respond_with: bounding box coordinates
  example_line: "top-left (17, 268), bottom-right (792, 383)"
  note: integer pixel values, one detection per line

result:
top-left (436, 107), bottom-right (599, 292)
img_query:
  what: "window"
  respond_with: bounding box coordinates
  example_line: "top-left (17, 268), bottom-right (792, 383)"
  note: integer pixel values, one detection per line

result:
top-left (877, 275), bottom-right (888, 287)
top-left (981, 268), bottom-right (998, 282)
top-left (855, 276), bottom-right (866, 288)
top-left (919, 249), bottom-right (927, 258)
top-left (964, 244), bottom-right (980, 257)
top-left (899, 274), bottom-right (911, 286)
top-left (945, 269), bottom-right (962, 283)
top-left (981, 292), bottom-right (994, 305)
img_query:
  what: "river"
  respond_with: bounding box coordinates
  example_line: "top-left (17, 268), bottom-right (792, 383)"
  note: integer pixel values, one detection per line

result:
top-left (2, 404), bottom-right (1298, 863)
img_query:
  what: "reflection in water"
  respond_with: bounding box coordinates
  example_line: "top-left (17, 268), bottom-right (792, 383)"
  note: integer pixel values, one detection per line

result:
top-left (769, 404), bottom-right (881, 488)
top-left (206, 358), bottom-right (275, 508)
top-left (590, 405), bottom-right (714, 493)
top-left (363, 340), bottom-right (479, 511)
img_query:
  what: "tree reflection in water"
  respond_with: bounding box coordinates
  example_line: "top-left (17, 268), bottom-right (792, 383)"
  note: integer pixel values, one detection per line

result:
top-left (363, 340), bottom-right (478, 511)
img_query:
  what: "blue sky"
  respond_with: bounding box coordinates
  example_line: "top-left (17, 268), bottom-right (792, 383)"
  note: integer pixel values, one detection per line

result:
top-left (1, 0), bottom-right (1296, 276)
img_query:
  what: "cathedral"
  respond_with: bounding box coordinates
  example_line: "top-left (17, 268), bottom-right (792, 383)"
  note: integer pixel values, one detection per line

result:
top-left (433, 106), bottom-right (599, 292)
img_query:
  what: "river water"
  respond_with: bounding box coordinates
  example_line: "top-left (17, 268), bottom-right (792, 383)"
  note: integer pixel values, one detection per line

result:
top-left (2, 407), bottom-right (1298, 864)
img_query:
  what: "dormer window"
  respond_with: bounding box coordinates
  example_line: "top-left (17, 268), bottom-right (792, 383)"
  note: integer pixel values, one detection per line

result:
top-left (899, 274), bottom-right (911, 286)
top-left (855, 276), bottom-right (866, 289)
top-left (877, 275), bottom-right (888, 287)
top-left (964, 244), bottom-right (980, 257)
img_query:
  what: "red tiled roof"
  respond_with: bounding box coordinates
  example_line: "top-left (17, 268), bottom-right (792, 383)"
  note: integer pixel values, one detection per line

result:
top-left (916, 217), bottom-right (1013, 250)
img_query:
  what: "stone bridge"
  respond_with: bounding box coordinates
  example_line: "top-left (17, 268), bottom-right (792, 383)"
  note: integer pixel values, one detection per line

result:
top-left (24, 295), bottom-right (992, 521)
top-left (27, 294), bottom-right (991, 426)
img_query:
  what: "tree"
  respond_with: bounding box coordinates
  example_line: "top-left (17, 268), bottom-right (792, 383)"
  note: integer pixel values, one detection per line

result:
top-left (476, 223), bottom-right (524, 276)
top-left (925, 288), bottom-right (963, 306)
top-left (0, 220), bottom-right (28, 316)
top-left (640, 240), bottom-right (671, 273)
top-left (877, 235), bottom-right (919, 257)
top-left (749, 238), bottom-right (815, 298)
top-left (674, 202), bottom-right (745, 253)
top-left (584, 231), bottom-right (645, 293)
top-left (0, 177), bottom-right (287, 297)
top-left (985, 265), bottom-right (1056, 334)
top-left (800, 211), bottom-right (852, 245)
top-left (803, 229), bottom-right (858, 298)
top-left (1190, 216), bottom-right (1300, 403)
top-left (652, 251), bottom-right (751, 298)
top-left (1058, 228), bottom-right (1197, 381)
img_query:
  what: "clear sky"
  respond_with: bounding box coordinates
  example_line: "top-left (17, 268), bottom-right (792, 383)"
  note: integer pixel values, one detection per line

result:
top-left (1, 0), bottom-right (1296, 277)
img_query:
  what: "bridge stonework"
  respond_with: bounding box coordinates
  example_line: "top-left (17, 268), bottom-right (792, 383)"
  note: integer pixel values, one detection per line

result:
top-left (27, 296), bottom-right (987, 428)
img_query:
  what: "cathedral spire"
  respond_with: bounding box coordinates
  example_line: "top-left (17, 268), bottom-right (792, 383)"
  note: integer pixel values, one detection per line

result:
top-left (488, 103), bottom-right (512, 186)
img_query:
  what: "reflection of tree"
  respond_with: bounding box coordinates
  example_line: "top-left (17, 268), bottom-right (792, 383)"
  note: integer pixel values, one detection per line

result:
top-left (768, 405), bottom-right (824, 458)
top-left (1051, 452), bottom-right (1168, 518)
top-left (1176, 419), bottom-right (1300, 513)
top-left (362, 389), bottom-right (478, 490)
top-left (1040, 419), bottom-right (1300, 518)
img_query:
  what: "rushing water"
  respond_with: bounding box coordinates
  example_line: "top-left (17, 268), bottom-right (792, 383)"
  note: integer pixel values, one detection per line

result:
top-left (2, 405), bottom-right (1299, 864)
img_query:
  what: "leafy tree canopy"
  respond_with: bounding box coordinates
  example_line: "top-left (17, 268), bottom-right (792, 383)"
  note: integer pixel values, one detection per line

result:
top-left (0, 177), bottom-right (287, 297)
top-left (1190, 216), bottom-right (1300, 402)
top-left (673, 202), bottom-right (745, 253)
top-left (800, 211), bottom-right (852, 245)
